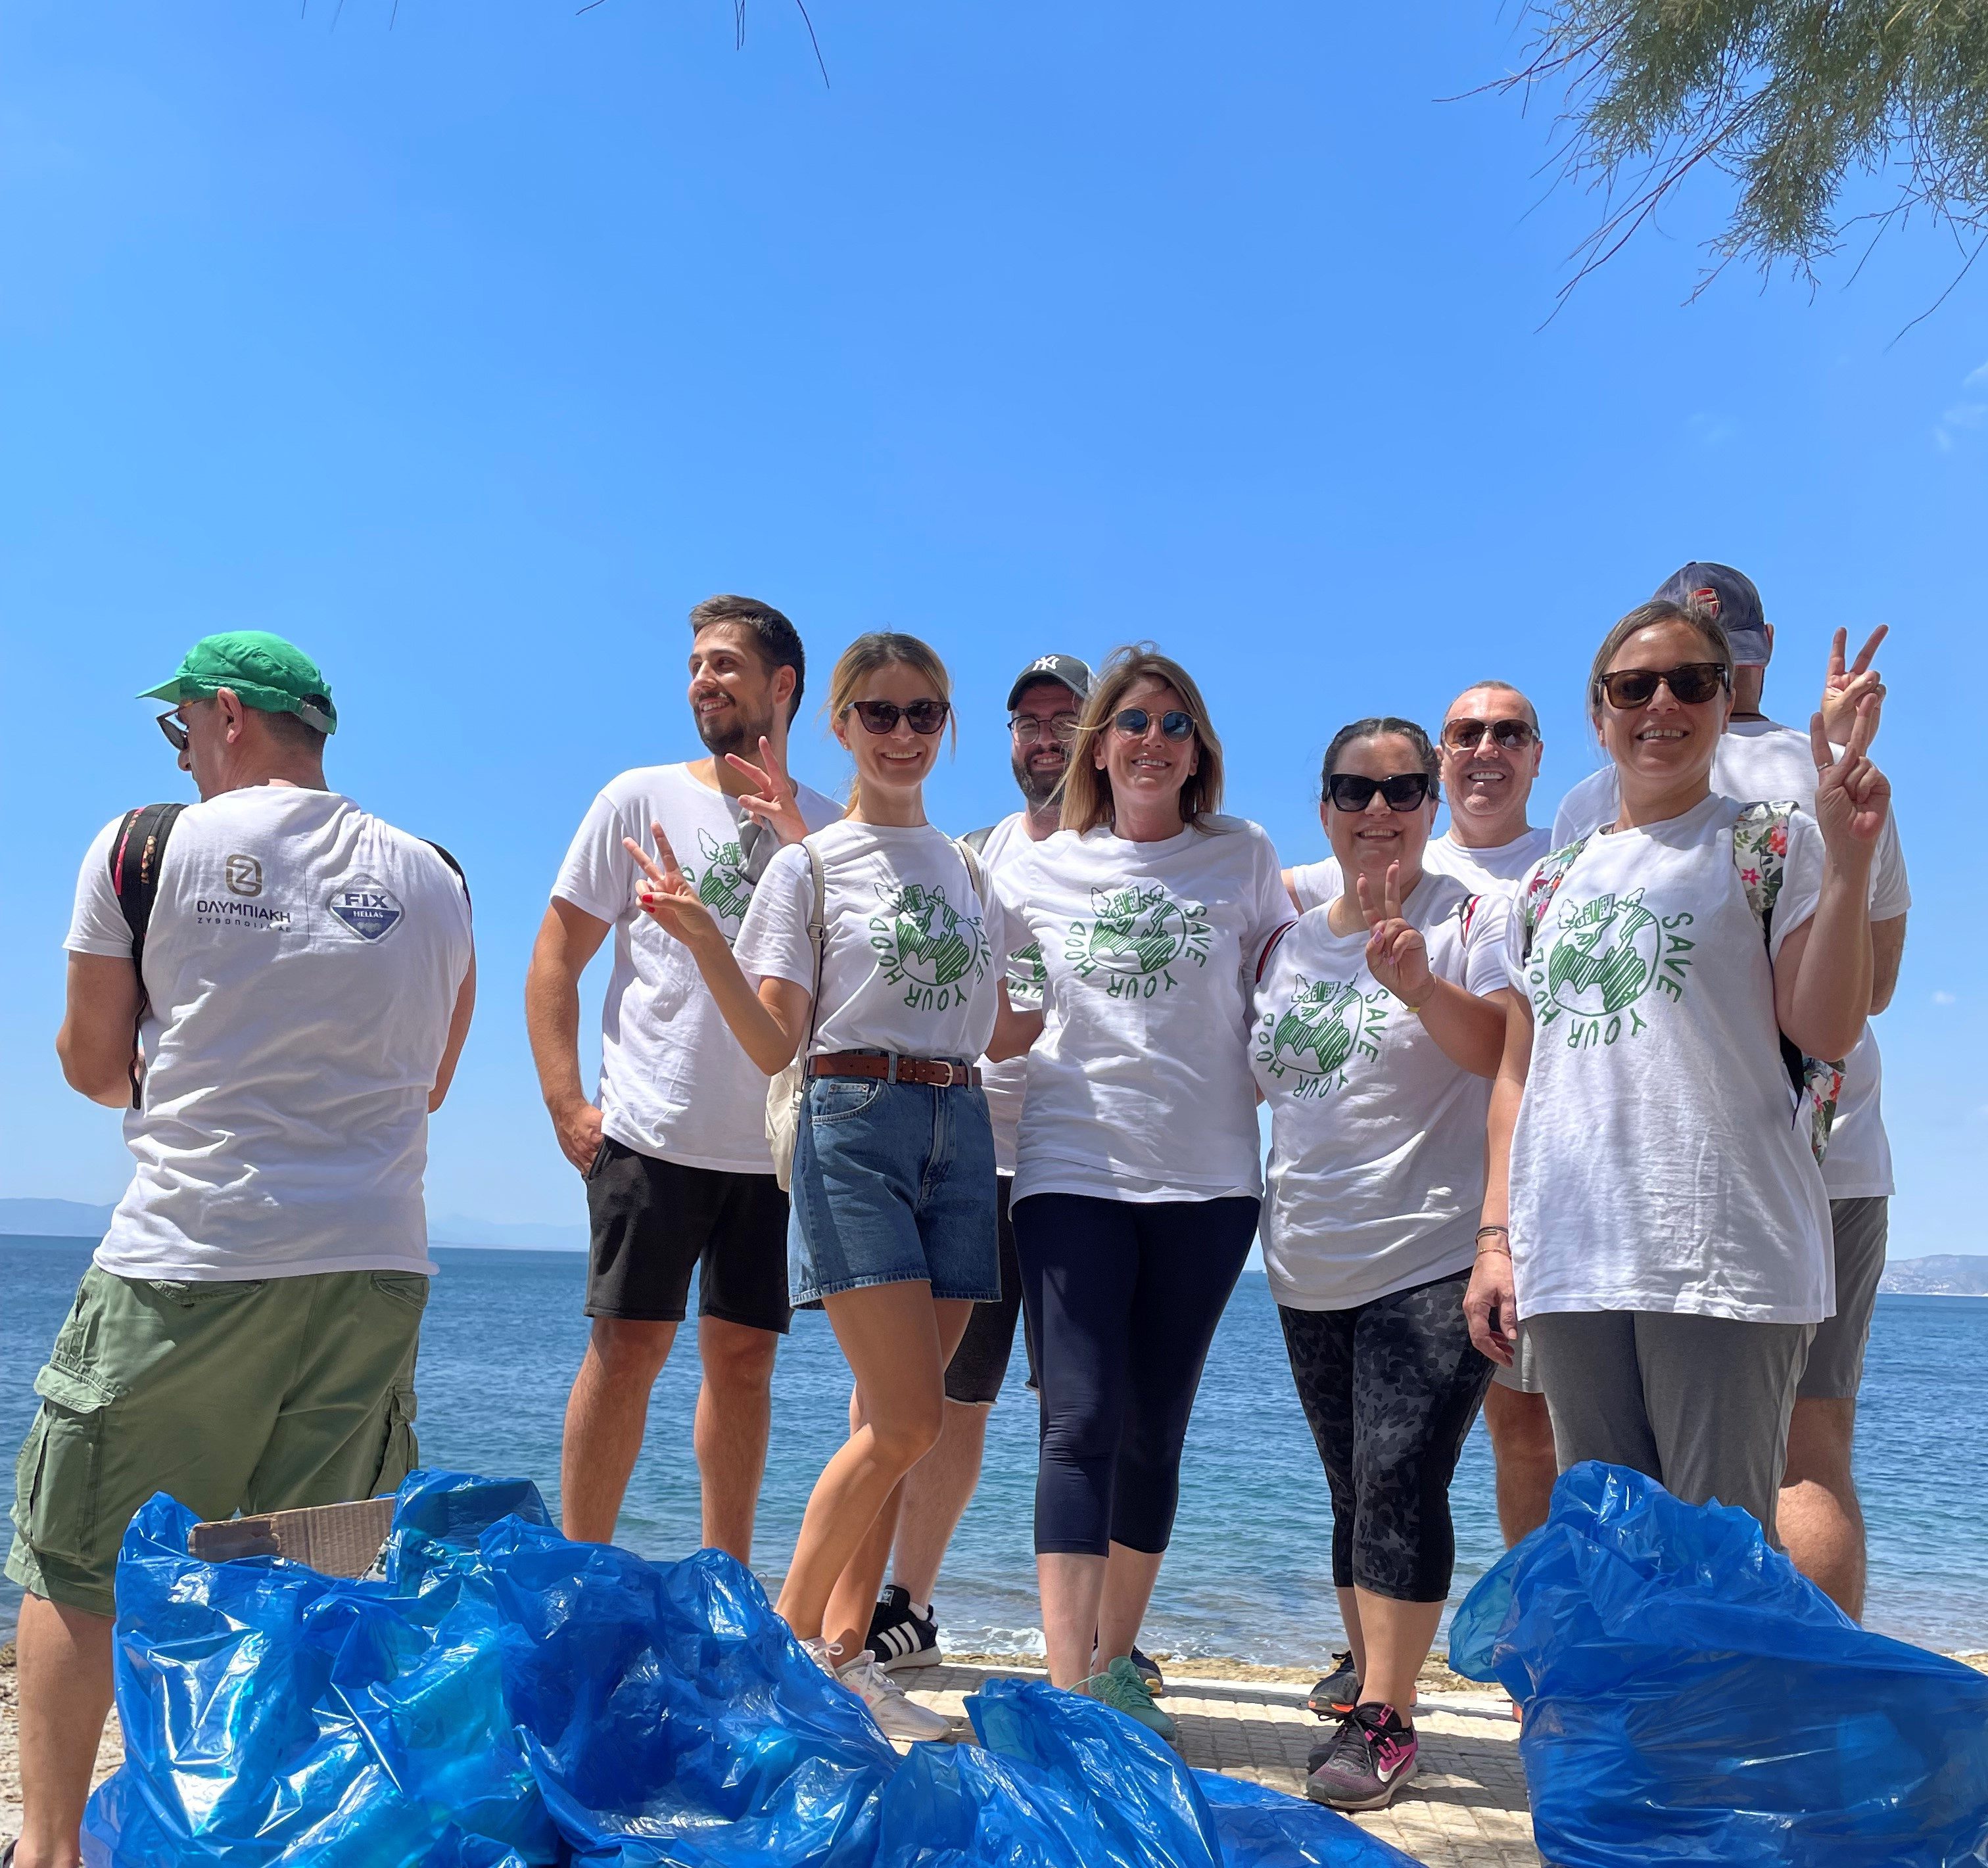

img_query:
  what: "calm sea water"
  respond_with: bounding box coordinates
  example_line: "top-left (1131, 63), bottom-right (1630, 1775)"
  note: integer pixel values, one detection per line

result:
top-left (3, 1236), bottom-right (1983, 1658)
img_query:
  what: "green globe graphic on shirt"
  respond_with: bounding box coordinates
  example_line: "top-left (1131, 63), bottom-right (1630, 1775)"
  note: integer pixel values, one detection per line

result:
top-left (1065, 883), bottom-right (1212, 998)
top-left (870, 881), bottom-right (990, 1009)
top-left (682, 829), bottom-right (753, 928)
top-left (1539, 887), bottom-right (1661, 1021)
top-left (1258, 976), bottom-right (1380, 1079)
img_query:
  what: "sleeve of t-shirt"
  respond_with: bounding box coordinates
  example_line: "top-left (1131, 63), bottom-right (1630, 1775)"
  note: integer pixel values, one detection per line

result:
top-left (1461, 893), bottom-right (1515, 998)
top-left (1867, 812), bottom-right (1910, 921)
top-left (733, 842), bottom-right (817, 989)
top-left (1765, 808), bottom-right (1825, 961)
top-left (66, 818), bottom-right (135, 957)
top-left (1244, 826), bottom-right (1294, 954)
top-left (1550, 768), bottom-right (1617, 847)
top-left (1287, 858), bottom-right (1342, 913)
top-left (550, 789), bottom-right (635, 925)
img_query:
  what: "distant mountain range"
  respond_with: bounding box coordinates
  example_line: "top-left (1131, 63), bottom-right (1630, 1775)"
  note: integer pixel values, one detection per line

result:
top-left (0, 1198), bottom-right (585, 1253)
top-left (1877, 1256), bottom-right (1988, 1297)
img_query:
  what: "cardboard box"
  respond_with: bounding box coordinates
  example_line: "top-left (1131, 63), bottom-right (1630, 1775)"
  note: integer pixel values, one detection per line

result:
top-left (187, 1494), bottom-right (396, 1579)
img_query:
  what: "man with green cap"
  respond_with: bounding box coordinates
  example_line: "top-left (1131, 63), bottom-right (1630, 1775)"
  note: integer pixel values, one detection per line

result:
top-left (7, 632), bottom-right (477, 1868)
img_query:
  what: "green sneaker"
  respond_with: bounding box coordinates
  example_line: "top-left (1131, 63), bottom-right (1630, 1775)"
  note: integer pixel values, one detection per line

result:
top-left (1078, 1654), bottom-right (1178, 1742)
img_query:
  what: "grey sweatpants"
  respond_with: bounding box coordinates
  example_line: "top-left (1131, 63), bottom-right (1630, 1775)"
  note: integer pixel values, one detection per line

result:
top-left (1526, 1309), bottom-right (1816, 1545)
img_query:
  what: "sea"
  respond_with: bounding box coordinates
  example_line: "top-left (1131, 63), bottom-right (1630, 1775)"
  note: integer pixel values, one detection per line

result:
top-left (3, 1235), bottom-right (1985, 1660)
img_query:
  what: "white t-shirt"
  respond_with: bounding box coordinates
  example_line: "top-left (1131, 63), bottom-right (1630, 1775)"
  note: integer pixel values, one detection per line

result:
top-left (1505, 792), bottom-right (1834, 1324)
top-left (66, 787), bottom-right (474, 1281)
top-left (995, 817), bottom-right (1291, 1205)
top-left (735, 818), bottom-right (1016, 1064)
top-left (1287, 827), bottom-right (1554, 913)
top-left (972, 812), bottom-right (1047, 1177)
top-left (552, 763), bottom-right (842, 1173)
top-left (1254, 876), bottom-right (1513, 1311)
top-left (1550, 720), bottom-right (1909, 1199)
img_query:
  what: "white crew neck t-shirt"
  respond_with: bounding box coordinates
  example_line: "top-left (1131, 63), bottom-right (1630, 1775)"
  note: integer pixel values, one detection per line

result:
top-left (972, 812), bottom-right (1047, 1176)
top-left (1550, 720), bottom-right (1909, 1200)
top-left (995, 816), bottom-right (1291, 1205)
top-left (735, 818), bottom-right (1015, 1063)
top-left (66, 787), bottom-right (474, 1281)
top-left (1254, 876), bottom-right (1513, 1311)
top-left (1505, 792), bottom-right (1833, 1324)
top-left (1288, 826), bottom-right (1553, 913)
top-left (553, 762), bottom-right (843, 1173)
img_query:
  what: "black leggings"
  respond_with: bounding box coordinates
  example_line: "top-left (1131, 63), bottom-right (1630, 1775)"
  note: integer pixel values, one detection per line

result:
top-left (1279, 1269), bottom-right (1494, 1602)
top-left (1012, 1192), bottom-right (1258, 1556)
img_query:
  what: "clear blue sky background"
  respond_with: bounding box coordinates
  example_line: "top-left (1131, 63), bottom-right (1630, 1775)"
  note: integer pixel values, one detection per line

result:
top-left (0, 3), bottom-right (1977, 1248)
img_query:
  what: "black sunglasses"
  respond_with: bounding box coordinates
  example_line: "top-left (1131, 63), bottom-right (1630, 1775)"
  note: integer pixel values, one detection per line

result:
top-left (1594, 663), bottom-right (1730, 710)
top-left (156, 709), bottom-right (191, 754)
top-left (1110, 707), bottom-right (1196, 741)
top-left (1442, 716), bottom-right (1537, 753)
top-left (1327, 771), bottom-right (1434, 813)
top-left (843, 698), bottom-right (951, 736)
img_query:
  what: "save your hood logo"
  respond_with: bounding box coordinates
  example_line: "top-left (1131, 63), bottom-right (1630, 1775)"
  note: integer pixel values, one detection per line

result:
top-left (1528, 888), bottom-right (1695, 1048)
top-left (1256, 975), bottom-right (1388, 1098)
top-left (682, 828), bottom-right (753, 927)
top-left (1065, 883), bottom-right (1212, 1000)
top-left (869, 881), bottom-right (991, 1012)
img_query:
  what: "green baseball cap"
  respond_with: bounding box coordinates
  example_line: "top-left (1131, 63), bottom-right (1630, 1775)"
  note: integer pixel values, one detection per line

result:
top-left (139, 630), bottom-right (338, 734)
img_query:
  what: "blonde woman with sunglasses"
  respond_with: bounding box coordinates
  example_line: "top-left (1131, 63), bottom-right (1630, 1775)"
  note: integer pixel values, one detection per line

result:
top-left (1465, 599), bottom-right (1890, 1552)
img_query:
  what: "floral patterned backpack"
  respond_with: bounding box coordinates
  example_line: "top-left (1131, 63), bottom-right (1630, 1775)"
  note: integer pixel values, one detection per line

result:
top-left (1519, 801), bottom-right (1843, 1163)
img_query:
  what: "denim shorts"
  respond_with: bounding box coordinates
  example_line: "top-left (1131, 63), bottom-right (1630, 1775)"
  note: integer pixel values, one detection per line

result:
top-left (788, 1071), bottom-right (1000, 1306)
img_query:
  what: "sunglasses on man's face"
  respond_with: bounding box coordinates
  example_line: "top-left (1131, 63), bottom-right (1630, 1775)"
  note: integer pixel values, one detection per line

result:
top-left (1327, 771), bottom-right (1434, 813)
top-left (1442, 716), bottom-right (1537, 753)
top-left (1110, 707), bottom-right (1196, 741)
top-left (156, 710), bottom-right (191, 754)
top-left (1594, 663), bottom-right (1730, 711)
top-left (843, 698), bottom-right (951, 736)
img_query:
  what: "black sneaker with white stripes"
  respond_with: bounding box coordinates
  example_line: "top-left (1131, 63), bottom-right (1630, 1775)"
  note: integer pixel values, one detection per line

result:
top-left (864, 1583), bottom-right (941, 1671)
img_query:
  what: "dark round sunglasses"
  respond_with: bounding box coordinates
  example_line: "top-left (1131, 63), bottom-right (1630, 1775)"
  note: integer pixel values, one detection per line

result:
top-left (842, 698), bottom-right (951, 736)
top-left (1442, 716), bottom-right (1537, 753)
top-left (1110, 707), bottom-right (1196, 741)
top-left (1594, 663), bottom-right (1730, 711)
top-left (1327, 771), bottom-right (1434, 813)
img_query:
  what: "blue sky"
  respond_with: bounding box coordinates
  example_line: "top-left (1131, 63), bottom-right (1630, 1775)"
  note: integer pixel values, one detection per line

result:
top-left (0, 3), bottom-right (1977, 1248)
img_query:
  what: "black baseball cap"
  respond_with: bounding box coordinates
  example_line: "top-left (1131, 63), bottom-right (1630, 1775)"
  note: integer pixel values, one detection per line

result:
top-left (1006, 654), bottom-right (1093, 711)
top-left (1654, 562), bottom-right (1769, 666)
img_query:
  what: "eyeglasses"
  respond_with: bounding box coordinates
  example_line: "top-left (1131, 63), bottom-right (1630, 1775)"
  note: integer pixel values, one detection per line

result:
top-left (842, 699), bottom-right (951, 736)
top-left (1594, 663), bottom-right (1730, 711)
top-left (1010, 712), bottom-right (1081, 745)
top-left (156, 710), bottom-right (191, 754)
top-left (1326, 772), bottom-right (1434, 813)
top-left (1442, 717), bottom-right (1537, 753)
top-left (1110, 707), bottom-right (1196, 741)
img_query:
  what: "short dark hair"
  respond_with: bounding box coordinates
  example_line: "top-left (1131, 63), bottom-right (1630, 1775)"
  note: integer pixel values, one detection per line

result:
top-left (1320, 716), bottom-right (1442, 799)
top-left (258, 707), bottom-right (328, 754)
top-left (1451, 680), bottom-right (1539, 734)
top-left (688, 594), bottom-right (805, 720)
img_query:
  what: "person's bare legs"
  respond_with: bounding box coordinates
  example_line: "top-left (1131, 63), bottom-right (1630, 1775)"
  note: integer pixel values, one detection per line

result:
top-left (1482, 1385), bottom-right (1559, 1547)
top-left (694, 1315), bottom-right (779, 1563)
top-left (1780, 1396), bottom-right (1866, 1618)
top-left (888, 1400), bottom-right (993, 1606)
top-left (1335, 1585), bottom-right (1367, 1687)
top-left (1350, 1591), bottom-right (1442, 1718)
top-left (777, 1286), bottom-right (971, 1654)
top-left (1094, 1542), bottom-right (1164, 1668)
top-left (14, 1591), bottom-right (116, 1868)
top-left (559, 1317), bottom-right (676, 1542)
top-left (1037, 1551), bottom-right (1108, 1689)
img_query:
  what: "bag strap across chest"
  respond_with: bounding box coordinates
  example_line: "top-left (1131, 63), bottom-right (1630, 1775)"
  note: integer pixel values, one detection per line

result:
top-left (109, 803), bottom-right (187, 1109)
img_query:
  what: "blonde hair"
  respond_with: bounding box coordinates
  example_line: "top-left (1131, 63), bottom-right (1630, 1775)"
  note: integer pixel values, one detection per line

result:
top-left (826, 632), bottom-right (955, 815)
top-left (1059, 644), bottom-right (1225, 834)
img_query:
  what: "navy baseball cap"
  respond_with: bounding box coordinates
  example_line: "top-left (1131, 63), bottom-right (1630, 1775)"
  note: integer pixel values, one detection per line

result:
top-left (1006, 654), bottom-right (1093, 711)
top-left (1655, 562), bottom-right (1769, 666)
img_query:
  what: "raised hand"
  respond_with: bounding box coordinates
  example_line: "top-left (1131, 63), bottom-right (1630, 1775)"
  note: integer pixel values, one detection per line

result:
top-left (725, 736), bottom-right (810, 846)
top-left (1809, 698), bottom-right (1891, 862)
top-left (1356, 862), bottom-right (1434, 1008)
top-left (1820, 624), bottom-right (1887, 746)
top-left (625, 822), bottom-right (727, 954)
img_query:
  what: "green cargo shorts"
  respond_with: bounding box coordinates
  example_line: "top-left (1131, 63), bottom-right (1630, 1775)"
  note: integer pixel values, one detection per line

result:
top-left (7, 1265), bottom-right (427, 1620)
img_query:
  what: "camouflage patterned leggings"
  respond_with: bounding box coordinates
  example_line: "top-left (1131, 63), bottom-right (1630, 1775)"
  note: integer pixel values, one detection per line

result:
top-left (1279, 1271), bottom-right (1495, 1602)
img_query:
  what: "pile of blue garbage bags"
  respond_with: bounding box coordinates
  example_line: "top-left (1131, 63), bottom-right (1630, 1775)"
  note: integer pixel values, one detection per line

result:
top-left (82, 1470), bottom-right (1412, 1868)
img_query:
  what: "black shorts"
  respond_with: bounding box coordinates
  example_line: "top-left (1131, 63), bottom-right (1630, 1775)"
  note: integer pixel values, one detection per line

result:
top-left (584, 1137), bottom-right (792, 1334)
top-left (943, 1175), bottom-right (1034, 1405)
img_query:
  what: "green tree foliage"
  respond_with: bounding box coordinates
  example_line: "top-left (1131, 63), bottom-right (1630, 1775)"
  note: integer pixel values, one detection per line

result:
top-left (1507, 1), bottom-right (1988, 298)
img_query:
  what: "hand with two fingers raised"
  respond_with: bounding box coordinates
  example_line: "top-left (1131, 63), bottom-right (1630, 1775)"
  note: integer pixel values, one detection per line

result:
top-left (625, 822), bottom-right (730, 958)
top-left (1809, 697), bottom-right (1891, 867)
top-left (1820, 624), bottom-right (1887, 747)
top-left (1357, 862), bottom-right (1434, 1009)
top-left (724, 736), bottom-right (811, 847)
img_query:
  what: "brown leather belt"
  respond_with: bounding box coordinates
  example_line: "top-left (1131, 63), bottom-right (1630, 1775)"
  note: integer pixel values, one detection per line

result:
top-left (809, 1052), bottom-right (982, 1089)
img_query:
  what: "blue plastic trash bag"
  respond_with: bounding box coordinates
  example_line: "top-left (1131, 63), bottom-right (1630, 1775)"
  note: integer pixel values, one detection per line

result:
top-left (82, 1470), bottom-right (560, 1868)
top-left (1448, 1460), bottom-right (1988, 1867)
top-left (1195, 1771), bottom-right (1418, 1867)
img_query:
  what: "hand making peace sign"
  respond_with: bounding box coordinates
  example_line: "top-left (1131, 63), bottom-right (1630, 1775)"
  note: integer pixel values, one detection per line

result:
top-left (1809, 695), bottom-right (1891, 861)
top-left (1356, 862), bottom-right (1434, 1010)
top-left (1819, 625), bottom-right (1887, 747)
top-left (724, 736), bottom-right (811, 847)
top-left (625, 821), bottom-right (728, 956)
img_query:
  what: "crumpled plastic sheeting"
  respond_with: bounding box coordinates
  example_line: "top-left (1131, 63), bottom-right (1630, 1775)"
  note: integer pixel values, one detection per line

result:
top-left (1448, 1460), bottom-right (1988, 1867)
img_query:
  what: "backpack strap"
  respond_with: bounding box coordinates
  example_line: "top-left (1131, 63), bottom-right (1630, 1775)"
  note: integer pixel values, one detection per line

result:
top-left (961, 825), bottom-right (995, 856)
top-left (799, 839), bottom-right (828, 1054)
top-left (423, 839), bottom-right (471, 906)
top-left (1254, 919), bottom-right (1298, 983)
top-left (108, 802), bottom-right (187, 1109)
top-left (1519, 833), bottom-right (1592, 964)
top-left (955, 837), bottom-right (989, 908)
top-left (1458, 892), bottom-right (1480, 946)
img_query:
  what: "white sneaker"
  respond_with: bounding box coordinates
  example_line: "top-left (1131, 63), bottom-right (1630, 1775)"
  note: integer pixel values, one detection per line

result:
top-left (834, 1646), bottom-right (953, 1742)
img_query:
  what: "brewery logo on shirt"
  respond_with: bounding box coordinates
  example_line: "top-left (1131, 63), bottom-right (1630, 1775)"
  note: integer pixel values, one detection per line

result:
top-left (683, 829), bottom-right (753, 928)
top-left (1528, 888), bottom-right (1695, 1045)
top-left (869, 881), bottom-right (991, 1012)
top-left (328, 873), bottom-right (405, 943)
top-left (1065, 884), bottom-right (1212, 1000)
top-left (1255, 975), bottom-right (1389, 1098)
top-left (224, 854), bottom-right (264, 897)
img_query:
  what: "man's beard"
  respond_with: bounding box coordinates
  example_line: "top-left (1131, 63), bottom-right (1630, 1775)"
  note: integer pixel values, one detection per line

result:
top-left (696, 703), bottom-right (774, 760)
top-left (1013, 747), bottom-right (1067, 811)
